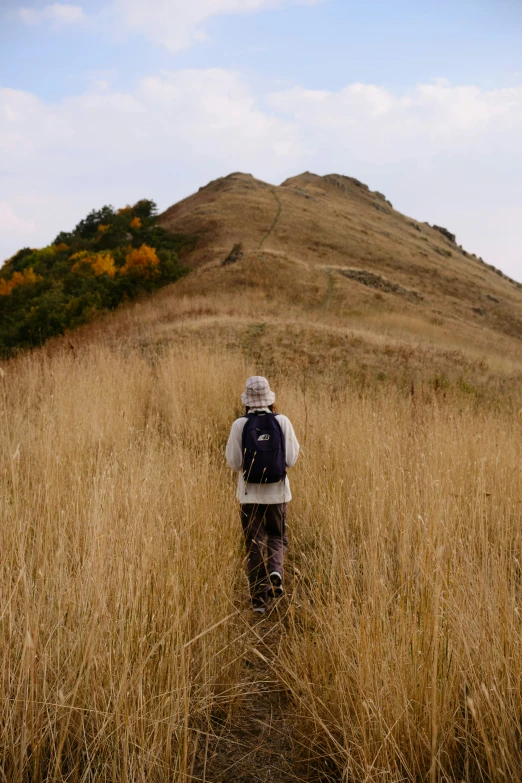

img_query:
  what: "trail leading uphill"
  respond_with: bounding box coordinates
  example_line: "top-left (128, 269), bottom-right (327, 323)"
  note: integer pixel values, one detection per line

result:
top-left (192, 601), bottom-right (313, 783)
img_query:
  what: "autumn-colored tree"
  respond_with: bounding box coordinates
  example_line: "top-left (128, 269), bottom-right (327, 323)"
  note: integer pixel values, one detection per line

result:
top-left (121, 244), bottom-right (160, 275)
top-left (1, 198), bottom-right (189, 356)
top-left (0, 279), bottom-right (13, 296)
top-left (91, 252), bottom-right (116, 277)
top-left (0, 268), bottom-right (42, 296)
top-left (71, 251), bottom-right (116, 278)
top-left (70, 251), bottom-right (89, 268)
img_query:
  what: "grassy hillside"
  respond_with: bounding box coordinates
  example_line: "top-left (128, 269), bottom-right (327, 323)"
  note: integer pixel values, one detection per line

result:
top-left (1, 172), bottom-right (522, 781)
top-left (159, 172), bottom-right (522, 339)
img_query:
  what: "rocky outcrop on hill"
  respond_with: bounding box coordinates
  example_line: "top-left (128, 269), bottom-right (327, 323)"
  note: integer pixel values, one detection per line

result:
top-left (338, 268), bottom-right (424, 302)
top-left (433, 225), bottom-right (456, 243)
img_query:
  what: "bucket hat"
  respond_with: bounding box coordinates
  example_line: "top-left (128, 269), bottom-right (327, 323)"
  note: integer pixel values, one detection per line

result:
top-left (241, 376), bottom-right (276, 408)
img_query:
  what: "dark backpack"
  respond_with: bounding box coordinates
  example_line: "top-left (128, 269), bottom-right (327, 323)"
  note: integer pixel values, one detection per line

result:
top-left (241, 412), bottom-right (287, 485)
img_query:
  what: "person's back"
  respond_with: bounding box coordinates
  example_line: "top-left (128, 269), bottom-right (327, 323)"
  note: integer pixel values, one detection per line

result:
top-left (226, 376), bottom-right (300, 614)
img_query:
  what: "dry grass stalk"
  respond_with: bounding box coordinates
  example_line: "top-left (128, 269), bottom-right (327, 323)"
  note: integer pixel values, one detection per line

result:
top-left (1, 340), bottom-right (521, 781)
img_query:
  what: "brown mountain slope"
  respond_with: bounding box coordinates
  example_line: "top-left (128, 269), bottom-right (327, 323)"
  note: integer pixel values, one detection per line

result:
top-left (152, 172), bottom-right (522, 391)
top-left (62, 171), bottom-right (522, 398)
top-left (159, 171), bottom-right (521, 338)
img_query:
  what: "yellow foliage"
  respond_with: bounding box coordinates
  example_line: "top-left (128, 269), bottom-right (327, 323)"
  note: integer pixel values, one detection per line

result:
top-left (0, 279), bottom-right (13, 296)
top-left (122, 244), bottom-right (160, 275)
top-left (70, 251), bottom-right (88, 263)
top-left (54, 243), bottom-right (69, 253)
top-left (71, 251), bottom-right (116, 278)
top-left (92, 253), bottom-right (116, 277)
top-left (97, 224), bottom-right (110, 234)
top-left (21, 268), bottom-right (41, 285)
top-left (117, 205), bottom-right (132, 215)
top-left (130, 217), bottom-right (142, 229)
top-left (0, 267), bottom-right (42, 296)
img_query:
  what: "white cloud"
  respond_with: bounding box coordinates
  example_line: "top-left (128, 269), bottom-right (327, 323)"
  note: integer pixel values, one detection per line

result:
top-left (0, 70), bottom-right (303, 166)
top-left (18, 3), bottom-right (85, 27)
top-left (0, 202), bottom-right (36, 239)
top-left (269, 81), bottom-right (522, 158)
top-left (110, 0), bottom-right (321, 51)
top-left (15, 0), bottom-right (322, 49)
top-left (0, 74), bottom-right (521, 280)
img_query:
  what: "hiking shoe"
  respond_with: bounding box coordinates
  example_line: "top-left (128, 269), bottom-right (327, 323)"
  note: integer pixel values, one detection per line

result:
top-left (269, 572), bottom-right (284, 598)
top-left (252, 604), bottom-right (266, 616)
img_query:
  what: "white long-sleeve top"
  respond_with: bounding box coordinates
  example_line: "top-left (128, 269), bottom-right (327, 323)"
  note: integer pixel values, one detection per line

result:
top-left (225, 408), bottom-right (300, 504)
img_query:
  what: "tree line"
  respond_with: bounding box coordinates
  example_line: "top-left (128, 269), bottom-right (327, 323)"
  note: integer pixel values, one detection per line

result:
top-left (0, 200), bottom-right (194, 357)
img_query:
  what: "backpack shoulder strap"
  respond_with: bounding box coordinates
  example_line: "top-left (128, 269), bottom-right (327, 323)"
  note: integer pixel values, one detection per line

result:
top-left (241, 412), bottom-right (256, 452)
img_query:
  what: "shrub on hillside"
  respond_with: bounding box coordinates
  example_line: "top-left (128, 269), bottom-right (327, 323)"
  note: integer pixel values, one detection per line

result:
top-left (0, 200), bottom-right (194, 356)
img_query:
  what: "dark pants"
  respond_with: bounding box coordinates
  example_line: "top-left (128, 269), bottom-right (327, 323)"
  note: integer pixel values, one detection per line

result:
top-left (240, 503), bottom-right (288, 606)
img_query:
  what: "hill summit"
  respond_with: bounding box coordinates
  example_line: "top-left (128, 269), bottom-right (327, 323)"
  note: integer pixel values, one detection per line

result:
top-left (145, 171), bottom-right (522, 393)
top-left (160, 171), bottom-right (521, 330)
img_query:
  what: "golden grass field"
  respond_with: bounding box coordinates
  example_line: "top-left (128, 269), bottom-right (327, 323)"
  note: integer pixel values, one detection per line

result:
top-left (1, 336), bottom-right (521, 782)
top-left (1, 170), bottom-right (522, 781)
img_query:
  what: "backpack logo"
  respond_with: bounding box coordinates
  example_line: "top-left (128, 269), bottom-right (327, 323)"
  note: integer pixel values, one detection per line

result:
top-left (258, 434), bottom-right (270, 441)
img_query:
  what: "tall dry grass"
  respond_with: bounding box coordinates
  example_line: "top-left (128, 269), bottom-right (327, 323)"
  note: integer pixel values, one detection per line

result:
top-left (0, 346), bottom-right (251, 781)
top-left (1, 341), bottom-right (521, 781)
top-left (282, 382), bottom-right (522, 781)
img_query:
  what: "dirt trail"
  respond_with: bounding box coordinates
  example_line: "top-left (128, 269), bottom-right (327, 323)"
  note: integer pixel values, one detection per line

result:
top-left (258, 189), bottom-right (282, 250)
top-left (191, 599), bottom-right (317, 783)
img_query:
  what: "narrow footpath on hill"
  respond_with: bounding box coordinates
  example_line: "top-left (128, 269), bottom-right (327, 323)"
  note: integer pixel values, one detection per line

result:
top-left (258, 189), bottom-right (282, 250)
top-left (191, 594), bottom-right (326, 783)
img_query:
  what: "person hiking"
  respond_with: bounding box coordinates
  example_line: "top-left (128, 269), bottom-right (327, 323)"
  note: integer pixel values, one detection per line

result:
top-left (226, 376), bottom-right (300, 615)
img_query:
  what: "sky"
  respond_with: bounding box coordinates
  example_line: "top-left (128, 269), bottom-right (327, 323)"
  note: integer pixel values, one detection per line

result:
top-left (1, 0), bottom-right (521, 281)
